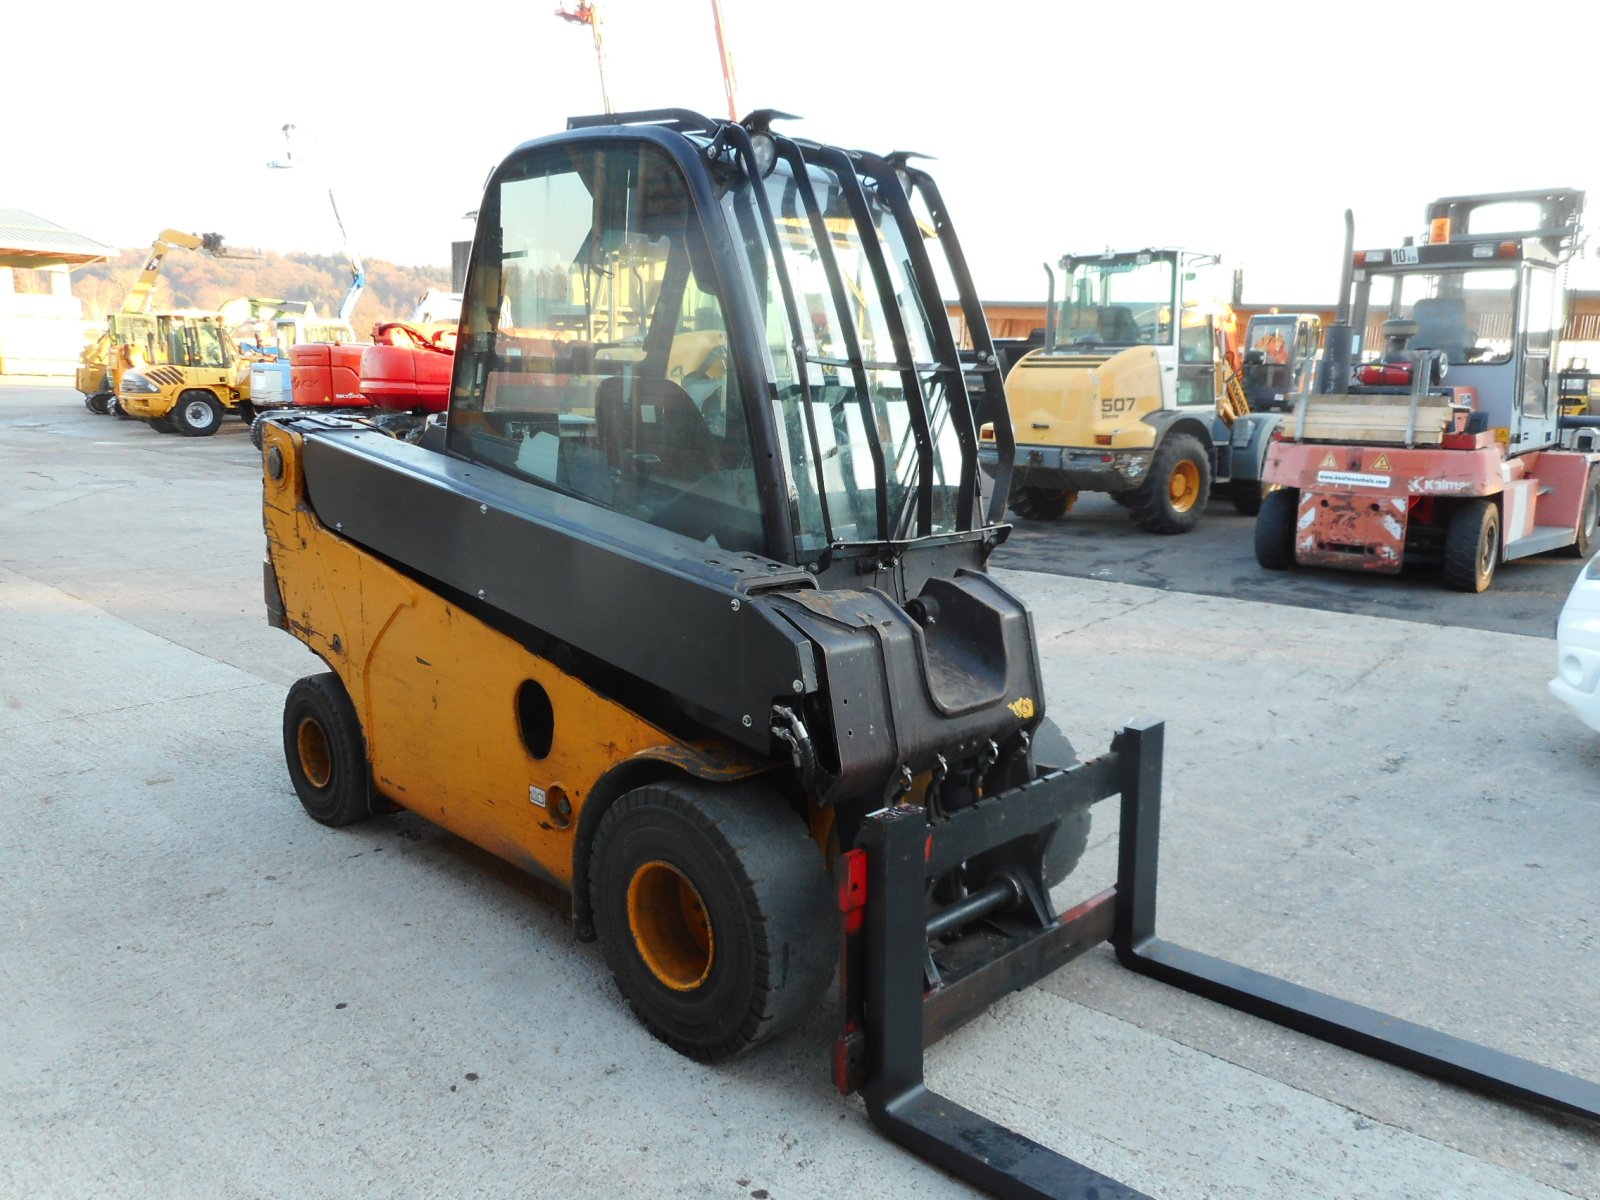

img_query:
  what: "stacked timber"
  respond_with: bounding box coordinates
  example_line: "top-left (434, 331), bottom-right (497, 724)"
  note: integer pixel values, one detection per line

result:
top-left (1293, 391), bottom-right (1454, 446)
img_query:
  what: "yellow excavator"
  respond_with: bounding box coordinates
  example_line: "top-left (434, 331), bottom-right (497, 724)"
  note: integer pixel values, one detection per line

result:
top-left (76, 229), bottom-right (227, 415)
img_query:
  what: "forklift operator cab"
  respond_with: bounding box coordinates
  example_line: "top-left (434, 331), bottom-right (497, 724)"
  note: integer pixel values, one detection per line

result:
top-left (448, 124), bottom-right (984, 588)
top-left (1351, 260), bottom-right (1560, 450)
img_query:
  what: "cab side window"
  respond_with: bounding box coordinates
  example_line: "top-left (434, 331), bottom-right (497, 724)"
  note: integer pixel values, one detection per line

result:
top-left (450, 141), bottom-right (763, 554)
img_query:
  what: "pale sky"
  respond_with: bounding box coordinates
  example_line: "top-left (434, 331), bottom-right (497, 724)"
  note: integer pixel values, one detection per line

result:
top-left (7, 0), bottom-right (1599, 303)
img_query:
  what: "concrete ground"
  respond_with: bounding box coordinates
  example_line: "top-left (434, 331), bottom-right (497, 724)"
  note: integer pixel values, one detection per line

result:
top-left (2, 381), bottom-right (1596, 1200)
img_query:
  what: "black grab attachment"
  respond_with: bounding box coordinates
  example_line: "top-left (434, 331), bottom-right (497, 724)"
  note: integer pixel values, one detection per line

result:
top-left (840, 718), bottom-right (1600, 1200)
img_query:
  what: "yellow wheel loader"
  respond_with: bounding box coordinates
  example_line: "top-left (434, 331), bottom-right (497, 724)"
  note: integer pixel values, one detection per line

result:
top-left (117, 311), bottom-right (256, 436)
top-left (978, 250), bottom-right (1281, 531)
top-left (259, 110), bottom-right (1598, 1198)
top-left (77, 229), bottom-right (228, 415)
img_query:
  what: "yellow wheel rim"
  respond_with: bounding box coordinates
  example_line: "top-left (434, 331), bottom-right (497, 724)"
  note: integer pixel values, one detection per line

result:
top-left (1168, 460), bottom-right (1200, 513)
top-left (627, 860), bottom-right (714, 991)
top-left (296, 717), bottom-right (332, 788)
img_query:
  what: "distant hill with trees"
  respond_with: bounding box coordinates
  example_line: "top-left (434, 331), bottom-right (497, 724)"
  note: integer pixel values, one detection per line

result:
top-left (72, 247), bottom-right (455, 333)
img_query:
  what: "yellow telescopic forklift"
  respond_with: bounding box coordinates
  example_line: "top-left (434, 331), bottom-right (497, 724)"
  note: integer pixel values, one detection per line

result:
top-left (258, 110), bottom-right (1598, 1198)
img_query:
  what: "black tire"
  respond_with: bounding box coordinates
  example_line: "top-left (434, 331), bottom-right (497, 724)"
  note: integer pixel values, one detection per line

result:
top-left (172, 391), bottom-right (224, 437)
top-left (1254, 486), bottom-right (1298, 570)
top-left (590, 780), bottom-right (833, 1062)
top-left (1128, 433), bottom-right (1210, 534)
top-left (236, 400), bottom-right (256, 426)
top-left (249, 417), bottom-right (266, 452)
top-left (149, 416), bottom-right (177, 433)
top-left (1230, 479), bottom-right (1267, 516)
top-left (1028, 717), bottom-right (1090, 889)
top-left (1561, 469), bottom-right (1600, 559)
top-left (282, 673), bottom-right (379, 827)
top-left (85, 393), bottom-right (111, 415)
top-left (1009, 486), bottom-right (1075, 521)
top-left (1442, 499), bottom-right (1499, 593)
top-left (109, 394), bottom-right (131, 419)
top-left (1108, 490), bottom-right (1135, 508)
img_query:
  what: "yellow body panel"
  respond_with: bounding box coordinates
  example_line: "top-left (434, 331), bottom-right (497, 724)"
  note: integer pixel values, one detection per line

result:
top-left (1004, 347), bottom-right (1163, 451)
top-left (261, 425), bottom-right (742, 890)
top-left (76, 363), bottom-right (110, 396)
top-left (120, 363), bottom-right (249, 418)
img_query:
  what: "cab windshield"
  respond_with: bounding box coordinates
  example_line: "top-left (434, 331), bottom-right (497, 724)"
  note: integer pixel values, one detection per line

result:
top-left (1053, 254), bottom-right (1175, 349)
top-left (1359, 268), bottom-right (1516, 365)
top-left (159, 317), bottom-right (229, 368)
top-left (723, 155), bottom-right (966, 555)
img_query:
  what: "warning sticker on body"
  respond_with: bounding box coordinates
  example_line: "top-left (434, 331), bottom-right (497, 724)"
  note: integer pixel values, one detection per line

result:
top-left (1372, 453), bottom-right (1391, 470)
top-left (1316, 470), bottom-right (1391, 489)
top-left (1319, 451), bottom-right (1338, 469)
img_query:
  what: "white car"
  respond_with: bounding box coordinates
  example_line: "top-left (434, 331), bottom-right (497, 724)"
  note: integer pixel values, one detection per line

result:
top-left (1551, 551), bottom-right (1600, 732)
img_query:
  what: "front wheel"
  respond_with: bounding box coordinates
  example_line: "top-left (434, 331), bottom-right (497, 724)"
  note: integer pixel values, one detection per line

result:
top-left (1128, 433), bottom-right (1210, 534)
top-left (1442, 499), bottom-right (1500, 593)
top-left (85, 393), bottom-right (111, 415)
top-left (1254, 487), bottom-right (1298, 570)
top-left (590, 780), bottom-right (833, 1062)
top-left (173, 391), bottom-right (224, 437)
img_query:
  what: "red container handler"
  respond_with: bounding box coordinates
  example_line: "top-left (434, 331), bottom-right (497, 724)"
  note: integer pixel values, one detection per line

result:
top-left (359, 324), bottom-right (454, 413)
top-left (290, 342), bottom-right (370, 409)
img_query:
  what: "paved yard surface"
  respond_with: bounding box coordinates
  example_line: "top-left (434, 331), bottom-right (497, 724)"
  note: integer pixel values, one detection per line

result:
top-left (3, 382), bottom-right (1595, 1200)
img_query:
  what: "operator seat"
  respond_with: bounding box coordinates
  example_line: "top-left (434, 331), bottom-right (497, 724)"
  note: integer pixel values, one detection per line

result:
top-left (1411, 297), bottom-right (1472, 364)
top-left (1098, 305), bottom-right (1142, 343)
top-left (594, 373), bottom-right (721, 481)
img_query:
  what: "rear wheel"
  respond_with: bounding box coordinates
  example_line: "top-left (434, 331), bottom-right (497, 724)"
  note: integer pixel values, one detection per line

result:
top-left (1009, 486), bottom-right (1075, 521)
top-left (282, 673), bottom-right (379, 826)
top-left (1230, 479), bottom-right (1267, 516)
top-left (590, 780), bottom-right (833, 1062)
top-left (85, 393), bottom-right (111, 415)
top-left (1128, 433), bottom-right (1210, 533)
top-left (173, 391), bottom-right (224, 437)
top-left (1442, 499), bottom-right (1499, 593)
top-left (1561, 468), bottom-right (1599, 559)
top-left (1254, 486), bottom-right (1298, 570)
top-left (236, 400), bottom-right (256, 426)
